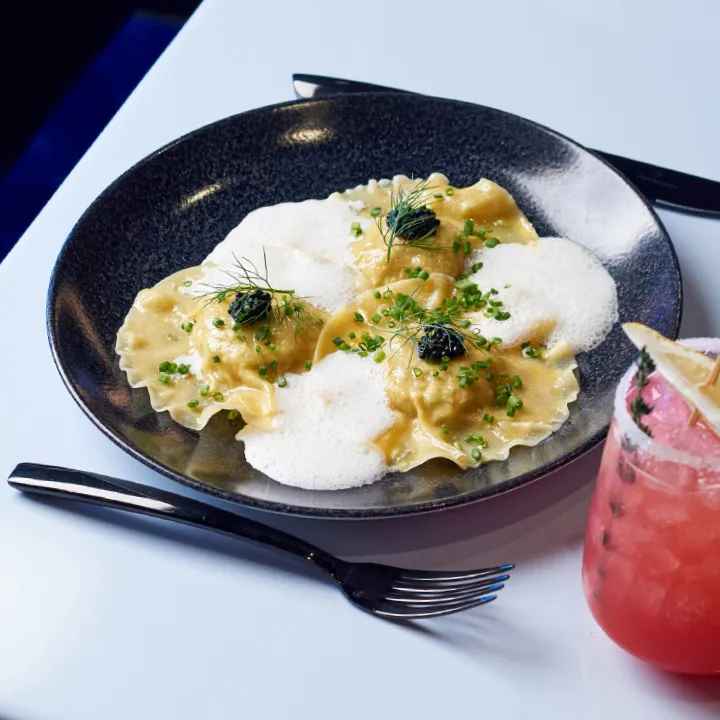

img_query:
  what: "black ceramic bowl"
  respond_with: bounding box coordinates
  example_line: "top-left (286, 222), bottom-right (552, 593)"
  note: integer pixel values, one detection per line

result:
top-left (48, 93), bottom-right (682, 518)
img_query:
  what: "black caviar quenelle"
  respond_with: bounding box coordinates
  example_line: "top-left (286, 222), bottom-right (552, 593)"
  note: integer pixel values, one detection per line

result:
top-left (417, 323), bottom-right (466, 361)
top-left (386, 205), bottom-right (439, 240)
top-left (228, 289), bottom-right (272, 326)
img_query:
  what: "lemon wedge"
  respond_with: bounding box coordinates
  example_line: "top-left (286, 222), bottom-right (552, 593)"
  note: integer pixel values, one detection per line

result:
top-left (622, 322), bottom-right (720, 434)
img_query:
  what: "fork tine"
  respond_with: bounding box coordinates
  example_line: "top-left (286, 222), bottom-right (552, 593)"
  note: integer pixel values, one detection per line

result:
top-left (391, 573), bottom-right (510, 595)
top-left (372, 593), bottom-right (498, 619)
top-left (386, 582), bottom-right (505, 605)
top-left (396, 564), bottom-right (514, 583)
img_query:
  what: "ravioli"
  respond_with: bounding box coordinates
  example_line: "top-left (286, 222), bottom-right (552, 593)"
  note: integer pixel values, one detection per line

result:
top-left (116, 267), bottom-right (327, 431)
top-left (333, 173), bottom-right (537, 291)
top-left (314, 275), bottom-right (579, 471)
top-left (116, 173), bottom-right (617, 490)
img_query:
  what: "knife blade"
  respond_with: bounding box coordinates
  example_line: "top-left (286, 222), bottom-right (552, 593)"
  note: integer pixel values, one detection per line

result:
top-left (292, 73), bottom-right (720, 217)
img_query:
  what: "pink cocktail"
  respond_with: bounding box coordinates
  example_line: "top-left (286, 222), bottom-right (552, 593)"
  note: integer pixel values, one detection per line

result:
top-left (582, 339), bottom-right (720, 675)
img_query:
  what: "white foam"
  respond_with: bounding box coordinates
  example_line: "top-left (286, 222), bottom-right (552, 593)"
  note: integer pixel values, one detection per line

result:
top-left (196, 197), bottom-right (367, 313)
top-left (239, 353), bottom-right (394, 490)
top-left (173, 351), bottom-right (204, 379)
top-left (466, 237), bottom-right (618, 352)
top-left (198, 244), bottom-right (356, 314)
top-left (205, 198), bottom-right (368, 267)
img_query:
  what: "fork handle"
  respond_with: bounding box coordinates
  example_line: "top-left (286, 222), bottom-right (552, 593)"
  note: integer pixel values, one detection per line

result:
top-left (8, 463), bottom-right (336, 572)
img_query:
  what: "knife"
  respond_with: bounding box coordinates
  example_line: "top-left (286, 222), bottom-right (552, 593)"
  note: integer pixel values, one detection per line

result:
top-left (292, 73), bottom-right (720, 218)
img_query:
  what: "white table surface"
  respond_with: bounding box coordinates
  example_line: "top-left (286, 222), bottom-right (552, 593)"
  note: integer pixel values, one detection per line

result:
top-left (2, 1), bottom-right (720, 717)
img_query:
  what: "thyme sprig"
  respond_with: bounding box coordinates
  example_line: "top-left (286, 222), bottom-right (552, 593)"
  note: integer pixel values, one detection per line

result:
top-left (629, 347), bottom-right (656, 436)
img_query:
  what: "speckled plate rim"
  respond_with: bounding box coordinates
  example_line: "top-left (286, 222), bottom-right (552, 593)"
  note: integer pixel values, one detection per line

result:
top-left (46, 94), bottom-right (683, 519)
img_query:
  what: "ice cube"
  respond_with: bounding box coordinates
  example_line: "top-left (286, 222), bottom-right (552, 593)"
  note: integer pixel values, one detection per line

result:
top-left (661, 580), bottom-right (714, 630)
top-left (644, 499), bottom-right (691, 526)
top-left (627, 577), bottom-right (668, 616)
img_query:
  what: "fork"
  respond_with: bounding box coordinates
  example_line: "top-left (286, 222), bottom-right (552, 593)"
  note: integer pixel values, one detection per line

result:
top-left (8, 463), bottom-right (512, 619)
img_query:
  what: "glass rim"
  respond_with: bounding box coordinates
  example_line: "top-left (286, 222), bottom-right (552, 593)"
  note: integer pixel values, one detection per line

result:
top-left (614, 337), bottom-right (720, 472)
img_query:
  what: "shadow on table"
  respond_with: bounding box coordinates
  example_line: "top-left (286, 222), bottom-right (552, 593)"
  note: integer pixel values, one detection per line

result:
top-left (638, 664), bottom-right (720, 704)
top-left (17, 441), bottom-right (602, 580)
top-left (264, 444), bottom-right (603, 571)
top-left (18, 492), bottom-right (325, 586)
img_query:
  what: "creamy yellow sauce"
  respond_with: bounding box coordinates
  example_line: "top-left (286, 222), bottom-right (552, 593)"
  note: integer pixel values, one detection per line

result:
top-left (116, 174), bottom-right (596, 488)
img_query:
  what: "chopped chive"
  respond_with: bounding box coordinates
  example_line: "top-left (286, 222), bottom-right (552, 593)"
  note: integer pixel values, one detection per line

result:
top-left (491, 337), bottom-right (502, 345)
top-left (350, 221), bottom-right (363, 237)
top-left (373, 290), bottom-right (382, 299)
top-left (158, 372), bottom-right (171, 384)
top-left (268, 343), bottom-right (277, 351)
top-left (451, 241), bottom-right (461, 253)
top-left (471, 262), bottom-right (483, 273)
top-left (483, 412), bottom-right (495, 423)
top-left (354, 312), bottom-right (364, 323)
top-left (187, 399), bottom-right (199, 408)
top-left (432, 371), bottom-right (439, 377)
top-left (255, 345), bottom-right (261, 353)
top-left (441, 356), bottom-right (450, 363)
top-left (453, 441), bottom-right (464, 452)
top-left (316, 318), bottom-right (324, 325)
top-left (212, 355), bottom-right (220, 364)
top-left (372, 313), bottom-right (381, 324)
top-left (441, 424), bottom-right (451, 435)
top-left (471, 448), bottom-right (483, 462)
top-left (275, 375), bottom-right (287, 388)
top-left (182, 279), bottom-right (193, 287)
top-left (463, 240), bottom-right (472, 253)
top-left (463, 219), bottom-right (474, 235)
top-left (511, 374), bottom-right (523, 389)
top-left (232, 322), bottom-right (242, 331)
top-left (358, 351), bottom-right (369, 358)
top-left (506, 394), bottom-right (523, 417)
top-left (270, 360), bottom-right (278, 368)
top-left (458, 319), bottom-right (471, 329)
top-left (412, 367), bottom-right (422, 378)
top-left (178, 364), bottom-right (190, 375)
top-left (213, 392), bottom-right (224, 402)
top-left (213, 318), bottom-right (225, 328)
top-left (259, 365), bottom-right (268, 377)
top-left (181, 322), bottom-right (194, 334)
top-left (485, 237), bottom-right (500, 248)
top-left (199, 385), bottom-right (210, 396)
top-left (236, 333), bottom-right (246, 341)
top-left (419, 270), bottom-right (429, 280)
top-left (304, 360), bottom-right (312, 371)
top-left (373, 349), bottom-right (386, 363)
top-left (168, 362), bottom-right (178, 374)
top-left (227, 409), bottom-right (239, 420)
top-left (332, 336), bottom-right (343, 346)
top-left (348, 332), bottom-right (356, 340)
top-left (383, 289), bottom-right (393, 299)
top-left (445, 187), bottom-right (455, 196)
top-left (158, 361), bottom-right (171, 373)
top-left (340, 342), bottom-right (351, 351)
top-left (433, 193), bottom-right (444, 199)
top-left (370, 206), bottom-right (382, 217)
top-left (486, 373), bottom-right (494, 381)
top-left (440, 363), bottom-right (449, 372)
